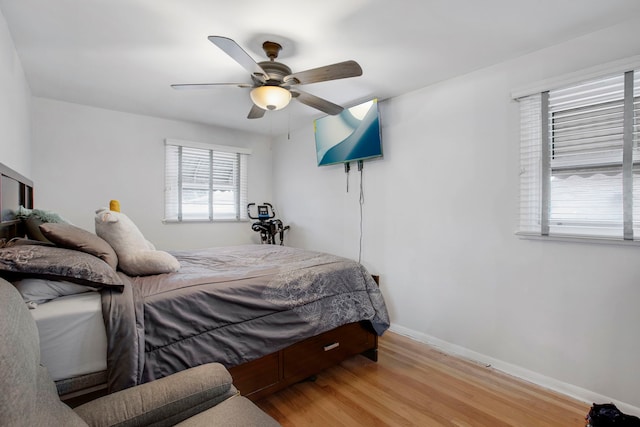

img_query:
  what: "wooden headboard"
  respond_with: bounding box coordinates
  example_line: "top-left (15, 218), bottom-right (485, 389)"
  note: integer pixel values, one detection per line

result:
top-left (0, 163), bottom-right (33, 240)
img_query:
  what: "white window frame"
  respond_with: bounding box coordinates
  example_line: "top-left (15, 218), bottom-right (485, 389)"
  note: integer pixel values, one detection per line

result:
top-left (517, 68), bottom-right (640, 243)
top-left (164, 139), bottom-right (251, 222)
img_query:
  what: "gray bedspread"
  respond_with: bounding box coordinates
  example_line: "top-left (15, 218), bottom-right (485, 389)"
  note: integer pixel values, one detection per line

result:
top-left (101, 245), bottom-right (389, 392)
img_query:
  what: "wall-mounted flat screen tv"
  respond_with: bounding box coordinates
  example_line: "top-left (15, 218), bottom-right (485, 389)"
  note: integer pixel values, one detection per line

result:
top-left (314, 98), bottom-right (382, 166)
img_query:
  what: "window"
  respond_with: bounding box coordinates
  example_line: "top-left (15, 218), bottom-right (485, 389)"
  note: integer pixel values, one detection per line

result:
top-left (164, 139), bottom-right (250, 222)
top-left (519, 69), bottom-right (640, 240)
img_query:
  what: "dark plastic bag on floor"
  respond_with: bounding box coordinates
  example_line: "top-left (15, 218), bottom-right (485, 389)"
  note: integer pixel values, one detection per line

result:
top-left (586, 403), bottom-right (640, 426)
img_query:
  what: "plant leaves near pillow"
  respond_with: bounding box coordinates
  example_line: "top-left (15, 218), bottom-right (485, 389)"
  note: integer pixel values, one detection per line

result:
top-left (0, 245), bottom-right (123, 289)
top-left (15, 205), bottom-right (31, 218)
top-left (15, 206), bottom-right (68, 223)
top-left (39, 223), bottom-right (118, 269)
top-left (16, 206), bottom-right (70, 242)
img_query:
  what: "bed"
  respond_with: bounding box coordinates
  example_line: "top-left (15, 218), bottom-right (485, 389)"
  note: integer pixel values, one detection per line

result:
top-left (0, 163), bottom-right (389, 402)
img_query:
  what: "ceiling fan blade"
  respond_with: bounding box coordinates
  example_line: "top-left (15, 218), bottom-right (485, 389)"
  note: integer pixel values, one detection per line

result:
top-left (291, 90), bottom-right (344, 115)
top-left (247, 104), bottom-right (266, 119)
top-left (284, 60), bottom-right (362, 85)
top-left (171, 83), bottom-right (251, 90)
top-left (208, 36), bottom-right (267, 84)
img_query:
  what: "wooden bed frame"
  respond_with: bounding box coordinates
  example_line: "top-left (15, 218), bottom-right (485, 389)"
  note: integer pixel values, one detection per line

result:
top-left (0, 162), bottom-right (379, 403)
top-left (0, 163), bottom-right (33, 240)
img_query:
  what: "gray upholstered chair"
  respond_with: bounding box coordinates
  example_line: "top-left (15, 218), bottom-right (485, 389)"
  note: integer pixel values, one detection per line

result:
top-left (0, 277), bottom-right (280, 427)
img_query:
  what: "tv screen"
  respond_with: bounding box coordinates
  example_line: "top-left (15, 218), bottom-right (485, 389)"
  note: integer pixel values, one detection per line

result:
top-left (314, 98), bottom-right (382, 166)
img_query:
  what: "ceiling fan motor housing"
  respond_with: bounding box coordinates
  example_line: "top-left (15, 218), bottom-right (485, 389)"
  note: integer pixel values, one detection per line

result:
top-left (255, 61), bottom-right (292, 85)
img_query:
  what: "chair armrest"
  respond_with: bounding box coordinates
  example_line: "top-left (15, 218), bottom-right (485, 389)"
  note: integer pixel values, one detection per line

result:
top-left (73, 363), bottom-right (237, 427)
top-left (175, 395), bottom-right (281, 427)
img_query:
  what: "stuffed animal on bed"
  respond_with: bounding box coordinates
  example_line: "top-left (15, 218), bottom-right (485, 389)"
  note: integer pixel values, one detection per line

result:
top-left (95, 208), bottom-right (180, 276)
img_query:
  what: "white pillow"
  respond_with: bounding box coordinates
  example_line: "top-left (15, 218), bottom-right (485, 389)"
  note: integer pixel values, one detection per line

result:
top-left (94, 208), bottom-right (180, 276)
top-left (14, 278), bottom-right (97, 305)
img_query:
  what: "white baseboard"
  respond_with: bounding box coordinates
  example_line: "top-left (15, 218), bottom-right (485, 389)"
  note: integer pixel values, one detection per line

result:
top-left (388, 324), bottom-right (640, 417)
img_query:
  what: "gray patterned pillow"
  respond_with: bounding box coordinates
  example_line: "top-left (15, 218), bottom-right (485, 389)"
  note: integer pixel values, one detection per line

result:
top-left (0, 245), bottom-right (123, 289)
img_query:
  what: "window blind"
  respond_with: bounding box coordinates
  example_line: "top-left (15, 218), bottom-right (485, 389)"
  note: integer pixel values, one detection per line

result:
top-left (632, 70), bottom-right (640, 238)
top-left (548, 74), bottom-right (626, 237)
top-left (165, 140), bottom-right (249, 222)
top-left (519, 94), bottom-right (542, 234)
top-left (518, 69), bottom-right (640, 240)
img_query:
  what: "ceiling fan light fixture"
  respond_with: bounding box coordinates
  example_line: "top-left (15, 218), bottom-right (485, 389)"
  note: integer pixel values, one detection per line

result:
top-left (250, 86), bottom-right (291, 111)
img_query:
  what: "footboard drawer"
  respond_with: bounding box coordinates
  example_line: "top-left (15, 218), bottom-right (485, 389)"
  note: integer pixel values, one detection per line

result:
top-left (229, 352), bottom-right (280, 396)
top-left (283, 322), bottom-right (371, 379)
top-left (228, 322), bottom-right (377, 401)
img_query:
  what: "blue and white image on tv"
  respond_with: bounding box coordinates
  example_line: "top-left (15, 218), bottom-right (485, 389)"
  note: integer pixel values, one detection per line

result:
top-left (314, 99), bottom-right (382, 166)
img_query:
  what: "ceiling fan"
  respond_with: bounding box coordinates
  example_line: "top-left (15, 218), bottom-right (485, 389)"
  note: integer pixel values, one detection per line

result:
top-left (171, 36), bottom-right (363, 119)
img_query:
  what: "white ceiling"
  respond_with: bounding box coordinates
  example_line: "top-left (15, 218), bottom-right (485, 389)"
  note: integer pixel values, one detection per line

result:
top-left (1, 0), bottom-right (639, 136)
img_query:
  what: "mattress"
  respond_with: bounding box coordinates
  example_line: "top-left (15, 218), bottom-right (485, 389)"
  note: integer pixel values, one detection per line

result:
top-left (30, 292), bottom-right (107, 381)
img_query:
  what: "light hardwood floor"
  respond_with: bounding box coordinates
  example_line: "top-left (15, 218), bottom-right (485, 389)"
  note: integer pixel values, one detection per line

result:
top-left (255, 331), bottom-right (589, 426)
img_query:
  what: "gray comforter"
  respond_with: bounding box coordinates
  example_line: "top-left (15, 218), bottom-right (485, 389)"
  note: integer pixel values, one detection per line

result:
top-left (101, 245), bottom-right (389, 392)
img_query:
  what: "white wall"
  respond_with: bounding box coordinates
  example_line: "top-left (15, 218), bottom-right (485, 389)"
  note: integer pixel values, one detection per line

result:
top-left (31, 98), bottom-right (272, 249)
top-left (0, 8), bottom-right (31, 176)
top-left (273, 17), bottom-right (640, 412)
